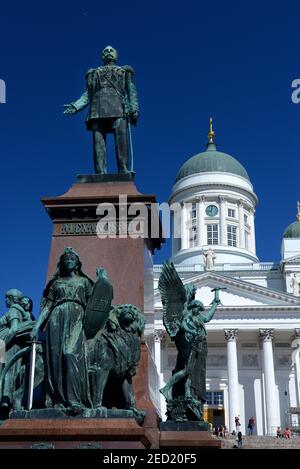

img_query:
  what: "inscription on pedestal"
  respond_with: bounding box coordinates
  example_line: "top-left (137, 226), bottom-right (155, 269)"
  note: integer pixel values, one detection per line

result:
top-left (61, 222), bottom-right (97, 235)
top-left (60, 221), bottom-right (129, 236)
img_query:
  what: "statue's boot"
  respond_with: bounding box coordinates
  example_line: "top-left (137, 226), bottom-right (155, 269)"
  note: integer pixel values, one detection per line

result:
top-left (95, 164), bottom-right (107, 175)
top-left (117, 156), bottom-right (130, 173)
top-left (119, 165), bottom-right (130, 174)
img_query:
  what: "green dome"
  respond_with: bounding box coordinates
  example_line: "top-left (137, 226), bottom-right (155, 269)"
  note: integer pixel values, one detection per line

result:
top-left (175, 143), bottom-right (250, 182)
top-left (283, 220), bottom-right (300, 238)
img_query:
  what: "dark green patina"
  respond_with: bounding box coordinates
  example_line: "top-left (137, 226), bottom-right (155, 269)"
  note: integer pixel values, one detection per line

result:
top-left (31, 247), bottom-right (93, 411)
top-left (158, 261), bottom-right (221, 422)
top-left (0, 248), bottom-right (145, 423)
top-left (0, 290), bottom-right (36, 416)
top-left (175, 142), bottom-right (250, 182)
top-left (64, 45), bottom-right (139, 175)
top-left (283, 220), bottom-right (300, 238)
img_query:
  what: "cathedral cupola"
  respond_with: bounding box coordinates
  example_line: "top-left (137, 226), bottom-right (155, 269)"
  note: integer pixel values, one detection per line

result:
top-left (169, 119), bottom-right (259, 266)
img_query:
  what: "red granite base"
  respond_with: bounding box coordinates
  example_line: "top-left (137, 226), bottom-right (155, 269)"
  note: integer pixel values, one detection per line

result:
top-left (0, 419), bottom-right (220, 449)
top-left (0, 418), bottom-right (157, 449)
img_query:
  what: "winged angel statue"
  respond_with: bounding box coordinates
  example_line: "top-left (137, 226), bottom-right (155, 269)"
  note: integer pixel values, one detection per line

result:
top-left (158, 261), bottom-right (222, 421)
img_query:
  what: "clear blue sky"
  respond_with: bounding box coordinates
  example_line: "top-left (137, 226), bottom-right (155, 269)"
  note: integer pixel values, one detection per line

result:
top-left (1, 0), bottom-right (300, 314)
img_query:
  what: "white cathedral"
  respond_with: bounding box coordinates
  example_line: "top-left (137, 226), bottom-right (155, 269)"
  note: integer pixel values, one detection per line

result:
top-left (151, 120), bottom-right (300, 436)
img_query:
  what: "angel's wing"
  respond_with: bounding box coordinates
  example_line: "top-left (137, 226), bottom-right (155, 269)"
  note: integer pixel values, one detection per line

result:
top-left (158, 261), bottom-right (186, 338)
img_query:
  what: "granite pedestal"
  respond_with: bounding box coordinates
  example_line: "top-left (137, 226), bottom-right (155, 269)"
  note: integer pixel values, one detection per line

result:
top-left (0, 175), bottom-right (163, 449)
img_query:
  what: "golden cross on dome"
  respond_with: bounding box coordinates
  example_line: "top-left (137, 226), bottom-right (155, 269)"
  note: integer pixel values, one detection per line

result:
top-left (208, 117), bottom-right (215, 144)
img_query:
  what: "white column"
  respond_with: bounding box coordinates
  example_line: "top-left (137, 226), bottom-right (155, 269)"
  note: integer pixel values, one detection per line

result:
top-left (249, 208), bottom-right (256, 254)
top-left (225, 329), bottom-right (240, 432)
top-left (197, 195), bottom-right (206, 246)
top-left (259, 329), bottom-right (280, 435)
top-left (180, 202), bottom-right (188, 250)
top-left (171, 211), bottom-right (176, 255)
top-left (219, 195), bottom-right (227, 245)
top-left (172, 205), bottom-right (181, 255)
top-left (292, 329), bottom-right (300, 407)
top-left (238, 199), bottom-right (245, 249)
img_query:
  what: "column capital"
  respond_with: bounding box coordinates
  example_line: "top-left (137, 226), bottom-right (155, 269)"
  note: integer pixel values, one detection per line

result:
top-left (295, 329), bottom-right (300, 339)
top-left (218, 195), bottom-right (227, 203)
top-left (259, 329), bottom-right (274, 342)
top-left (238, 199), bottom-right (244, 207)
top-left (224, 329), bottom-right (238, 342)
top-left (249, 207), bottom-right (255, 215)
top-left (180, 201), bottom-right (184, 208)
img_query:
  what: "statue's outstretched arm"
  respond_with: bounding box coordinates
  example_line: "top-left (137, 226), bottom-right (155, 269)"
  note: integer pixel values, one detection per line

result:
top-left (64, 68), bottom-right (95, 115)
top-left (70, 88), bottom-right (90, 112)
top-left (201, 300), bottom-right (219, 323)
top-left (64, 88), bottom-right (90, 114)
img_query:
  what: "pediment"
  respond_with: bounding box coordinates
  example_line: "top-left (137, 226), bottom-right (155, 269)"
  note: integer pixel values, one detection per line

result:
top-left (154, 271), bottom-right (300, 308)
top-left (282, 254), bottom-right (300, 265)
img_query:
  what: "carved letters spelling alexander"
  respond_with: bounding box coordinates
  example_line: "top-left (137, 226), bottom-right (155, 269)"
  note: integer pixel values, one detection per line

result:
top-left (60, 221), bottom-right (128, 236)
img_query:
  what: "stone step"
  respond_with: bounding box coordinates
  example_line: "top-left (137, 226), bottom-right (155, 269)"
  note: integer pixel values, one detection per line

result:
top-left (219, 435), bottom-right (300, 449)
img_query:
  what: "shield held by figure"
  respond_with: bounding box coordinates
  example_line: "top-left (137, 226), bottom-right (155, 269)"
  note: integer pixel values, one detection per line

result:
top-left (83, 268), bottom-right (114, 339)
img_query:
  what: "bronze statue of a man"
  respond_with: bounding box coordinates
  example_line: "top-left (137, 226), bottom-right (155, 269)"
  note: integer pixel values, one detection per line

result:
top-left (64, 45), bottom-right (139, 175)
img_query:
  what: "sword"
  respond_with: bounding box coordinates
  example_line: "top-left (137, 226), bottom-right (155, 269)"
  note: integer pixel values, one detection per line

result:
top-left (26, 339), bottom-right (40, 411)
top-left (127, 120), bottom-right (134, 173)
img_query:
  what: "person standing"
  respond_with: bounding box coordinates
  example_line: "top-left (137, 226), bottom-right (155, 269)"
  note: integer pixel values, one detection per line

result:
top-left (235, 415), bottom-right (241, 431)
top-left (237, 431), bottom-right (243, 448)
top-left (247, 416), bottom-right (255, 435)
